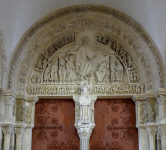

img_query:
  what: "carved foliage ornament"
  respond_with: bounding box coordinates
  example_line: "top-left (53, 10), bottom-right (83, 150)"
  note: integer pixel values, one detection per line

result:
top-left (8, 5), bottom-right (164, 91)
top-left (157, 95), bottom-right (166, 105)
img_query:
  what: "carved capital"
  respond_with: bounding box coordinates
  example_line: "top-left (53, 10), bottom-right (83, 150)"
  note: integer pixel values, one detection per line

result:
top-left (158, 126), bottom-right (166, 139)
top-left (146, 125), bottom-right (157, 140)
top-left (2, 126), bottom-right (14, 137)
top-left (14, 127), bottom-right (25, 139)
top-left (75, 124), bottom-right (95, 139)
top-left (4, 96), bottom-right (15, 106)
top-left (157, 95), bottom-right (166, 105)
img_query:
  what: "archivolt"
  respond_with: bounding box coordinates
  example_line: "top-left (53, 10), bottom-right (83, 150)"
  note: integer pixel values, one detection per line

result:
top-left (7, 4), bottom-right (165, 93)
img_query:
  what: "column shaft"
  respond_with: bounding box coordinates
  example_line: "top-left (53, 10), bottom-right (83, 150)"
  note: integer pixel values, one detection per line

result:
top-left (138, 127), bottom-right (149, 150)
top-left (80, 139), bottom-right (89, 150)
top-left (3, 135), bottom-right (10, 150)
top-left (22, 128), bottom-right (32, 150)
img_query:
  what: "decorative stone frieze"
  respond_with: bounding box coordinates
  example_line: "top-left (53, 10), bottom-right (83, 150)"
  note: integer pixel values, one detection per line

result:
top-left (2, 125), bottom-right (14, 150)
top-left (146, 123), bottom-right (157, 150)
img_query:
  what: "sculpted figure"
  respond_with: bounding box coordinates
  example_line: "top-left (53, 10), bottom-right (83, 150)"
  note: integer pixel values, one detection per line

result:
top-left (147, 101), bottom-right (155, 122)
top-left (115, 59), bottom-right (123, 82)
top-left (58, 56), bottom-right (66, 83)
top-left (138, 102), bottom-right (144, 124)
top-left (127, 53), bottom-right (135, 68)
top-left (37, 57), bottom-right (43, 69)
top-left (44, 63), bottom-right (51, 83)
top-left (66, 55), bottom-right (76, 82)
top-left (90, 102), bottom-right (94, 123)
top-left (96, 62), bottom-right (109, 83)
top-left (43, 58), bottom-right (47, 70)
top-left (110, 56), bottom-right (124, 82)
top-left (76, 37), bottom-right (96, 80)
top-left (110, 56), bottom-right (116, 82)
top-left (51, 61), bottom-right (58, 82)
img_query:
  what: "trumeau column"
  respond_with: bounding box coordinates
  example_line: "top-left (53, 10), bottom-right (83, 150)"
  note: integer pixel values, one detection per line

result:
top-left (3, 90), bottom-right (16, 123)
top-left (22, 96), bottom-right (38, 150)
top-left (133, 95), bottom-right (149, 150)
top-left (73, 84), bottom-right (97, 150)
top-left (145, 123), bottom-right (157, 150)
top-left (2, 125), bottom-right (14, 150)
top-left (14, 125), bottom-right (26, 150)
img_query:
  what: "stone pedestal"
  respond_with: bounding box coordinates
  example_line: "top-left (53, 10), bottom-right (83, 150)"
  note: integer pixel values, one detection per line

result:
top-left (2, 125), bottom-right (14, 150)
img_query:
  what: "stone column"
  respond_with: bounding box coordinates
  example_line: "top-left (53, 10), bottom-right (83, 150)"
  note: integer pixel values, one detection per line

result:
top-left (2, 125), bottom-right (14, 150)
top-left (133, 96), bottom-right (149, 150)
top-left (158, 125), bottom-right (166, 150)
top-left (14, 126), bottom-right (25, 150)
top-left (156, 95), bottom-right (166, 123)
top-left (3, 90), bottom-right (16, 123)
top-left (73, 84), bottom-right (97, 150)
top-left (157, 127), bottom-right (161, 150)
top-left (22, 128), bottom-right (33, 150)
top-left (22, 96), bottom-right (38, 150)
top-left (0, 123), bottom-right (2, 150)
top-left (146, 123), bottom-right (157, 150)
top-left (10, 132), bottom-right (15, 150)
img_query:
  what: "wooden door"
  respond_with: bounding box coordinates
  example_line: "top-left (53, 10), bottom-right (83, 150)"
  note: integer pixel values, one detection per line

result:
top-left (32, 99), bottom-right (79, 150)
top-left (90, 99), bottom-right (138, 150)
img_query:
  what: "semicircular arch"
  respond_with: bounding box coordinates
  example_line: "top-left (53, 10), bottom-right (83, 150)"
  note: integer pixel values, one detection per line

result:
top-left (7, 4), bottom-right (165, 95)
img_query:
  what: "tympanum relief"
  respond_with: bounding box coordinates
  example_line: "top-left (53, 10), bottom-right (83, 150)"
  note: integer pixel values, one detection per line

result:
top-left (27, 32), bottom-right (144, 95)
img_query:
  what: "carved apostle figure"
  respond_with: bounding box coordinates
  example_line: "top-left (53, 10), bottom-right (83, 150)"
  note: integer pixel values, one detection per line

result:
top-left (58, 56), bottom-right (66, 83)
top-left (115, 59), bottom-right (123, 82)
top-left (44, 63), bottom-right (51, 83)
top-left (51, 61), bottom-right (58, 82)
top-left (96, 62), bottom-right (109, 83)
top-left (66, 55), bottom-right (76, 82)
top-left (110, 56), bottom-right (116, 82)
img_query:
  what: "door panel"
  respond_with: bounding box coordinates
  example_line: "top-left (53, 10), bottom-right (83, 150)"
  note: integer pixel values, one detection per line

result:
top-left (32, 99), bottom-right (79, 150)
top-left (90, 99), bottom-right (138, 150)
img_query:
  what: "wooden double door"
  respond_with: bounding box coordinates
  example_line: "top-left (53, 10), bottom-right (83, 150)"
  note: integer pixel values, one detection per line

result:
top-left (32, 99), bottom-right (138, 150)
